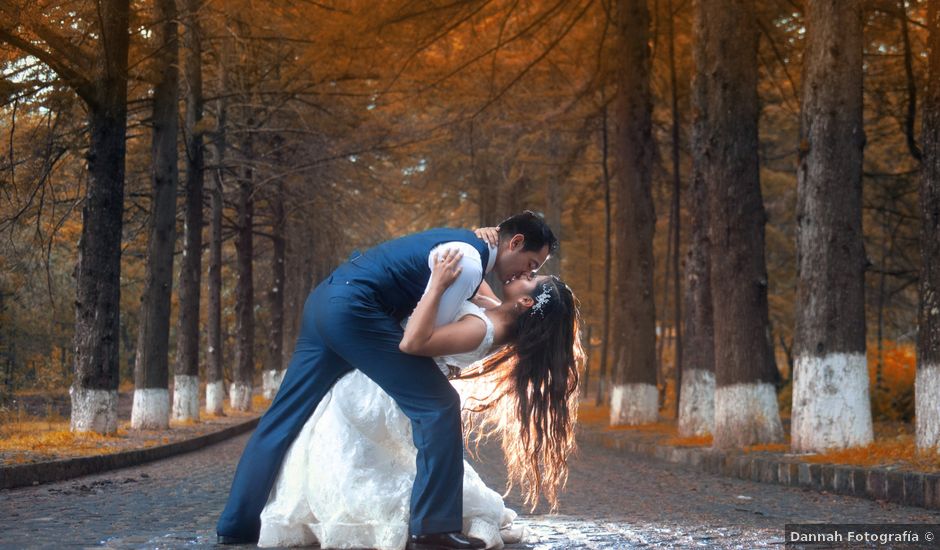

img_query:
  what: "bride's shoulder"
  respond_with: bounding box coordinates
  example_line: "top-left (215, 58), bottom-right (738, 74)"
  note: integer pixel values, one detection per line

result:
top-left (456, 300), bottom-right (485, 316)
top-left (457, 301), bottom-right (492, 326)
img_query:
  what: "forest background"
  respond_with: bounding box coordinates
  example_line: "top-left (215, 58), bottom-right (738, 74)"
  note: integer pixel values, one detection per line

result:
top-left (0, 0), bottom-right (935, 450)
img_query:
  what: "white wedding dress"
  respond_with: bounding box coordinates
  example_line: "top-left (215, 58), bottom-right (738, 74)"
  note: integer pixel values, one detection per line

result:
top-left (258, 302), bottom-right (524, 549)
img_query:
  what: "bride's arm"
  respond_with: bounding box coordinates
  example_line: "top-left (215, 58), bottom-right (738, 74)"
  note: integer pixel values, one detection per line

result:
top-left (471, 280), bottom-right (501, 310)
top-left (400, 249), bottom-right (488, 357)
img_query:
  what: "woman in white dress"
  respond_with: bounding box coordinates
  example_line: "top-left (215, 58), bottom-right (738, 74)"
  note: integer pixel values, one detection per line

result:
top-left (258, 248), bottom-right (584, 550)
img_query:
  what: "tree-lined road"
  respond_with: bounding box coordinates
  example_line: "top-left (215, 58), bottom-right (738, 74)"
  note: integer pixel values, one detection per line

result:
top-left (2, 432), bottom-right (937, 549)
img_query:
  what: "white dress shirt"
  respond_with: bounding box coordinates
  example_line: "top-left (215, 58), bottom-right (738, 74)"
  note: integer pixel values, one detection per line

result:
top-left (425, 240), bottom-right (498, 327)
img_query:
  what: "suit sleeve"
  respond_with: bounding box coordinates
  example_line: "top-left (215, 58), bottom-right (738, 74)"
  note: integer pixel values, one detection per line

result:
top-left (426, 242), bottom-right (484, 327)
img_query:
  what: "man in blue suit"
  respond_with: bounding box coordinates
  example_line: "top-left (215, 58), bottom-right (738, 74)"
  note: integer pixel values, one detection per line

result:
top-left (217, 211), bottom-right (557, 549)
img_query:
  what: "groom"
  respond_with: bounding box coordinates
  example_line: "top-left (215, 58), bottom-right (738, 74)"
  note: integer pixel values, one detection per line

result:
top-left (217, 211), bottom-right (557, 549)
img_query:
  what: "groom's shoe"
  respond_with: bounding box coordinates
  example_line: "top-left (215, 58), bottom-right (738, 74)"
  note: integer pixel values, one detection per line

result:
top-left (407, 532), bottom-right (486, 550)
top-left (216, 534), bottom-right (255, 545)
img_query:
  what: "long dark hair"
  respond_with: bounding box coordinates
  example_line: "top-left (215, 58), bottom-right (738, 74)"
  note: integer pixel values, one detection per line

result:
top-left (457, 275), bottom-right (584, 511)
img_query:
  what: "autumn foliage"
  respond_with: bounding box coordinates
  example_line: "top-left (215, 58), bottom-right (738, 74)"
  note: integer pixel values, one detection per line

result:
top-left (869, 341), bottom-right (917, 423)
top-left (0, 0), bottom-right (937, 455)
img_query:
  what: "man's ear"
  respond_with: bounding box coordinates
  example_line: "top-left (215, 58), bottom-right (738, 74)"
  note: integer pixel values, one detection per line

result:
top-left (509, 234), bottom-right (525, 251)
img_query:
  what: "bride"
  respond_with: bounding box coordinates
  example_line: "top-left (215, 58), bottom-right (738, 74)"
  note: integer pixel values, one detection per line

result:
top-left (258, 245), bottom-right (584, 550)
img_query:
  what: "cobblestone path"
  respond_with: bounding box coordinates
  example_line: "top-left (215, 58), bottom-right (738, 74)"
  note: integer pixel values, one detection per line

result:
top-left (2, 430), bottom-right (938, 549)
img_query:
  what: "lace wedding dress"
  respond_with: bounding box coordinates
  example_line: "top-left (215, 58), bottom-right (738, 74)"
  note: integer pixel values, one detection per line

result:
top-left (257, 302), bottom-right (524, 549)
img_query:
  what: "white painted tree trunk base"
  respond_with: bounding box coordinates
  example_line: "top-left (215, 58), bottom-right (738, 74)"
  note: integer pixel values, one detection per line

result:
top-left (678, 369), bottom-right (715, 437)
top-left (609, 383), bottom-right (659, 426)
top-left (230, 382), bottom-right (252, 411)
top-left (791, 352), bottom-right (873, 452)
top-left (131, 388), bottom-right (170, 430)
top-left (262, 369), bottom-right (283, 400)
top-left (69, 386), bottom-right (118, 434)
top-left (206, 380), bottom-right (225, 415)
top-left (714, 382), bottom-right (783, 449)
top-left (917, 363), bottom-right (940, 451)
top-left (171, 375), bottom-right (200, 422)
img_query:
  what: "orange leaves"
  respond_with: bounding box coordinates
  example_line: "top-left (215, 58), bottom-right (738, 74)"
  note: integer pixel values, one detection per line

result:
top-left (49, 217), bottom-right (82, 246)
top-left (802, 434), bottom-right (940, 473)
top-left (252, 393), bottom-right (272, 410)
top-left (576, 402), bottom-right (610, 426)
top-left (604, 421), bottom-right (676, 435)
top-left (0, 417), bottom-right (123, 464)
top-left (868, 341), bottom-right (917, 422)
top-left (664, 434), bottom-right (713, 447)
top-left (18, 346), bottom-right (70, 391)
top-left (0, 394), bottom-right (272, 465)
top-left (871, 341), bottom-right (917, 389)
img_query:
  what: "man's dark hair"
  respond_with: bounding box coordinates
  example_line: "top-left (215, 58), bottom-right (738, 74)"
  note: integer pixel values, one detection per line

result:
top-left (497, 210), bottom-right (559, 253)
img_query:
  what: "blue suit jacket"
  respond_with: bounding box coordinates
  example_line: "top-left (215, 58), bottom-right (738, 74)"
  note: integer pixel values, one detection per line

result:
top-left (333, 228), bottom-right (490, 322)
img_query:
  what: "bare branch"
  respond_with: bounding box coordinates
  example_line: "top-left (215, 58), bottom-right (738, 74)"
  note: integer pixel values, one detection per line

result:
top-left (0, 26), bottom-right (94, 103)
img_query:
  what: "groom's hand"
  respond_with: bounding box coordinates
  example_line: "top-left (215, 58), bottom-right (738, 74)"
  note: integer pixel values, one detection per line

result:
top-left (473, 226), bottom-right (499, 247)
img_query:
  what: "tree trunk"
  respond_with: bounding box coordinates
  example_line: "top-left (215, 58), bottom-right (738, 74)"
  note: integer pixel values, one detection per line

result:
top-left (70, 0), bottom-right (130, 434)
top-left (544, 136), bottom-right (564, 275)
top-left (656, 192), bottom-right (674, 405)
top-left (791, 0), bottom-right (871, 452)
top-left (232, 130), bottom-right (255, 412)
top-left (206, 155), bottom-right (225, 416)
top-left (205, 39), bottom-right (229, 417)
top-left (264, 178), bottom-right (286, 399)
top-left (678, 105), bottom-right (715, 437)
top-left (543, 176), bottom-right (563, 275)
top-left (472, 124), bottom-right (499, 227)
top-left (282, 214), bottom-right (303, 371)
top-left (596, 100), bottom-right (613, 407)
top-left (282, 209), bottom-right (316, 373)
top-left (582, 232), bottom-right (595, 395)
top-left (131, 0), bottom-right (180, 430)
top-left (667, 0), bottom-right (683, 417)
top-left (121, 319), bottom-right (134, 381)
top-left (875, 211), bottom-right (889, 392)
top-left (172, 0), bottom-right (205, 422)
top-left (900, 0), bottom-right (923, 163)
top-left (499, 176), bottom-right (531, 223)
top-left (917, 0), bottom-right (940, 452)
top-left (478, 173), bottom-right (499, 228)
top-left (695, 0), bottom-right (783, 448)
top-left (0, 290), bottom-right (10, 402)
top-left (609, 0), bottom-right (658, 426)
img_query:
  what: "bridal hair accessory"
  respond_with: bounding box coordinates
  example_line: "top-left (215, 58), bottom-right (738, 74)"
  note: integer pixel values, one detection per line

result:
top-left (531, 283), bottom-right (552, 317)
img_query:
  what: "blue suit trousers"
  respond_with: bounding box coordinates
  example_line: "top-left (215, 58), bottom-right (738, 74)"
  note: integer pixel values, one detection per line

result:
top-left (216, 275), bottom-right (464, 541)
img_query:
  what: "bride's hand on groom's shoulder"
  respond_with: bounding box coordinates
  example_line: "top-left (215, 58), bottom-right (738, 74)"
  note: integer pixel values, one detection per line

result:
top-left (474, 226), bottom-right (499, 246)
top-left (430, 248), bottom-right (464, 291)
